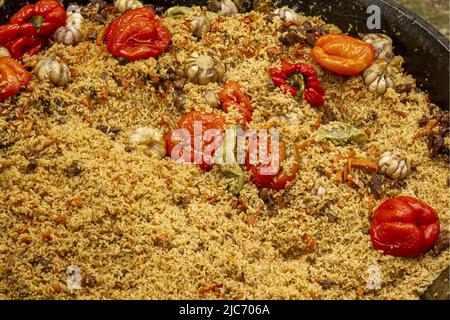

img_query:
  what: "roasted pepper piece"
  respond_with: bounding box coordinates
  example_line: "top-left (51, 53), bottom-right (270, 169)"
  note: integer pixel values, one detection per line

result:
top-left (311, 34), bottom-right (375, 76)
top-left (0, 56), bottom-right (31, 100)
top-left (269, 60), bottom-right (325, 107)
top-left (0, 0), bottom-right (66, 60)
top-left (105, 8), bottom-right (171, 61)
top-left (370, 196), bottom-right (440, 257)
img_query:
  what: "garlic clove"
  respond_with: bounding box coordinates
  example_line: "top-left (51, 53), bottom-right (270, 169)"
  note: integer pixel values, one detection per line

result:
top-left (129, 126), bottom-right (166, 159)
top-left (186, 64), bottom-right (199, 79)
top-left (204, 90), bottom-right (220, 108)
top-left (377, 77), bottom-right (387, 94)
top-left (368, 81), bottom-right (378, 93)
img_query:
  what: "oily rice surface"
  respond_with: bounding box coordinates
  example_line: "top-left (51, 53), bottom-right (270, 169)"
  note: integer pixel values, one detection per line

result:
top-left (0, 7), bottom-right (448, 299)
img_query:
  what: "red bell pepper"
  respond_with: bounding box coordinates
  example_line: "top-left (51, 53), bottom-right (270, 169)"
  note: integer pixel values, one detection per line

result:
top-left (105, 8), bottom-right (171, 61)
top-left (269, 60), bottom-right (325, 107)
top-left (0, 0), bottom-right (66, 60)
top-left (219, 82), bottom-right (254, 125)
top-left (370, 196), bottom-right (440, 257)
top-left (0, 56), bottom-right (32, 101)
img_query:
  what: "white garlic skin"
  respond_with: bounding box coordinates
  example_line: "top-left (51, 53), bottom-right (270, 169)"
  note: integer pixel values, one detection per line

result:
top-left (315, 185), bottom-right (327, 196)
top-left (220, 0), bottom-right (238, 16)
top-left (114, 0), bottom-right (144, 13)
top-left (185, 53), bottom-right (225, 85)
top-left (35, 58), bottom-right (71, 87)
top-left (378, 151), bottom-right (410, 180)
top-left (363, 60), bottom-right (394, 94)
top-left (273, 6), bottom-right (301, 24)
top-left (0, 45), bottom-right (10, 57)
top-left (54, 26), bottom-right (82, 46)
top-left (362, 33), bottom-right (394, 62)
top-left (191, 15), bottom-right (211, 38)
top-left (128, 127), bottom-right (166, 159)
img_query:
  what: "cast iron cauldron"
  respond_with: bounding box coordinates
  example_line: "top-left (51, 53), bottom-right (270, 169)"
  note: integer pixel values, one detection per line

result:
top-left (0, 0), bottom-right (449, 300)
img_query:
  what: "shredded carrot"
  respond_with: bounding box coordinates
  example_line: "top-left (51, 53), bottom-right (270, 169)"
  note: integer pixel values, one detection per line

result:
top-left (199, 282), bottom-right (222, 295)
top-left (68, 197), bottom-right (82, 207)
top-left (96, 27), bottom-right (106, 47)
top-left (78, 111), bottom-right (92, 124)
top-left (342, 159), bottom-right (350, 181)
top-left (82, 96), bottom-right (92, 111)
top-left (99, 87), bottom-right (109, 104)
top-left (20, 236), bottom-right (32, 244)
top-left (393, 109), bottom-right (407, 118)
top-left (313, 117), bottom-right (321, 129)
top-left (346, 174), bottom-right (364, 188)
top-left (296, 139), bottom-right (314, 151)
top-left (350, 158), bottom-right (379, 172)
top-left (42, 231), bottom-right (52, 241)
top-left (54, 215), bottom-right (67, 224)
top-left (414, 119), bottom-right (438, 140)
top-left (334, 170), bottom-right (343, 183)
top-left (22, 122), bottom-right (33, 138)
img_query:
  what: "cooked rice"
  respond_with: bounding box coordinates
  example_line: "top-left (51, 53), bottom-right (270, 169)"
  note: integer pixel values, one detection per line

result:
top-left (0, 5), bottom-right (448, 300)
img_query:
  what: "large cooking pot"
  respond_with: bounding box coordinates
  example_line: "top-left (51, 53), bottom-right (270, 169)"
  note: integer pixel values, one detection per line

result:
top-left (0, 0), bottom-right (448, 300)
top-left (1, 0), bottom-right (449, 109)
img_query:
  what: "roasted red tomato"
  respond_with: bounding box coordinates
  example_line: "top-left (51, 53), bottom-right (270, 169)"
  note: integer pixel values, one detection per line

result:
top-left (311, 34), bottom-right (375, 76)
top-left (247, 137), bottom-right (300, 190)
top-left (0, 57), bottom-right (32, 101)
top-left (220, 82), bottom-right (254, 125)
top-left (370, 196), bottom-right (440, 257)
top-left (165, 111), bottom-right (226, 171)
top-left (105, 8), bottom-right (171, 61)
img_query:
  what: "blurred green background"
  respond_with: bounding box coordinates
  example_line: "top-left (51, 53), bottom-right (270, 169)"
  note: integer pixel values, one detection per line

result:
top-left (395, 0), bottom-right (449, 38)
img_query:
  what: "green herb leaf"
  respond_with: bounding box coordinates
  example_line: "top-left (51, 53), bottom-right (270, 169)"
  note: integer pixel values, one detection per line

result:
top-left (314, 121), bottom-right (368, 145)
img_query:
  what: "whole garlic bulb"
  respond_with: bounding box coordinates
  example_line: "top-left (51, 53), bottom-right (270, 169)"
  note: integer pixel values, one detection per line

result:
top-left (54, 26), bottom-right (82, 46)
top-left (128, 126), bottom-right (166, 159)
top-left (191, 15), bottom-right (211, 38)
top-left (204, 89), bottom-right (220, 108)
top-left (0, 45), bottom-right (10, 57)
top-left (66, 11), bottom-right (84, 30)
top-left (208, 0), bottom-right (238, 16)
top-left (362, 33), bottom-right (394, 62)
top-left (35, 57), bottom-right (71, 87)
top-left (53, 5), bottom-right (84, 45)
top-left (114, 0), bottom-right (144, 13)
top-left (185, 53), bottom-right (225, 85)
top-left (363, 60), bottom-right (394, 94)
top-left (273, 6), bottom-right (301, 24)
top-left (378, 151), bottom-right (410, 180)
